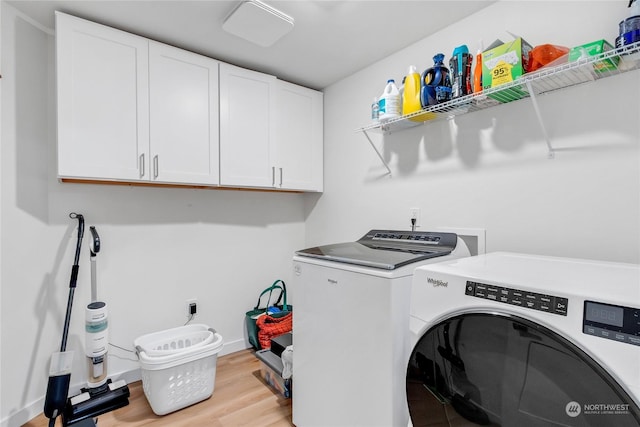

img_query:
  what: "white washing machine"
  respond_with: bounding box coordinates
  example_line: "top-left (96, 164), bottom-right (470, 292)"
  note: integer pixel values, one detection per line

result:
top-left (407, 252), bottom-right (640, 426)
top-left (292, 230), bottom-right (471, 427)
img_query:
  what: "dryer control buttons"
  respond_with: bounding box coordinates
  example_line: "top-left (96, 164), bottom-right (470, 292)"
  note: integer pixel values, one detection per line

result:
top-left (583, 301), bottom-right (640, 346)
top-left (465, 281), bottom-right (568, 316)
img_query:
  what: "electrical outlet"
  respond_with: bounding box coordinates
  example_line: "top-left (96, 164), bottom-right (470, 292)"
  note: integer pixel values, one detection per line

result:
top-left (186, 299), bottom-right (197, 317)
top-left (410, 208), bottom-right (421, 229)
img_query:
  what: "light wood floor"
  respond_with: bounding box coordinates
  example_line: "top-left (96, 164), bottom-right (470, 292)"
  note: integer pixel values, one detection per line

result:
top-left (24, 349), bottom-right (293, 427)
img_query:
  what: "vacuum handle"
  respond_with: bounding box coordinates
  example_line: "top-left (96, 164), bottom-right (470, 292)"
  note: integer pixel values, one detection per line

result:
top-left (69, 265), bottom-right (80, 290)
top-left (90, 226), bottom-right (100, 256)
top-left (69, 212), bottom-right (85, 286)
top-left (62, 213), bottom-right (85, 352)
top-left (89, 226), bottom-right (100, 302)
top-left (45, 214), bottom-right (85, 423)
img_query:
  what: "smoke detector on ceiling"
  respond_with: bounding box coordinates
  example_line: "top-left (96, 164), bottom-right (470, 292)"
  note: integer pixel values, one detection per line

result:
top-left (222, 1), bottom-right (294, 47)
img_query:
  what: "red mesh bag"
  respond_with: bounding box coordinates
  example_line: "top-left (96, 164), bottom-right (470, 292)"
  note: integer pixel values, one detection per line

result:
top-left (256, 312), bottom-right (293, 350)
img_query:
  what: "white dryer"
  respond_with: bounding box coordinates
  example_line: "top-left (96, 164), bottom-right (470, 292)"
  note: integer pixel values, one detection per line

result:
top-left (407, 252), bottom-right (640, 426)
top-left (292, 230), bottom-right (470, 427)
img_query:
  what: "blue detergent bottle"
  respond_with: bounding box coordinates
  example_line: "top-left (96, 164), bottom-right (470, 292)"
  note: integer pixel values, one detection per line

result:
top-left (420, 53), bottom-right (452, 107)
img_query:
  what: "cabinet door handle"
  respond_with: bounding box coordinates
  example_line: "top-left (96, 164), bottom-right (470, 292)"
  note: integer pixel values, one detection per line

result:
top-left (153, 155), bottom-right (159, 179)
top-left (272, 166), bottom-right (276, 187)
top-left (139, 154), bottom-right (145, 178)
top-left (279, 167), bottom-right (283, 187)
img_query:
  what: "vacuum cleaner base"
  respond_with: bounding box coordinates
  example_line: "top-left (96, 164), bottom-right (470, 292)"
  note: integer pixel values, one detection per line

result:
top-left (71, 418), bottom-right (99, 427)
top-left (63, 379), bottom-right (130, 426)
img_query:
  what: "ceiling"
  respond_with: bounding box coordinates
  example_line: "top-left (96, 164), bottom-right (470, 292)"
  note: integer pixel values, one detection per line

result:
top-left (6, 0), bottom-right (495, 90)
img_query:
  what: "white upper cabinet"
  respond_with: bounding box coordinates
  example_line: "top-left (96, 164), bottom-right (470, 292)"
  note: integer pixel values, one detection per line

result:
top-left (274, 80), bottom-right (323, 192)
top-left (56, 13), bottom-right (219, 186)
top-left (57, 12), bottom-right (323, 192)
top-left (219, 64), bottom-right (324, 191)
top-left (219, 63), bottom-right (276, 188)
top-left (148, 42), bottom-right (219, 185)
top-left (56, 11), bottom-right (149, 181)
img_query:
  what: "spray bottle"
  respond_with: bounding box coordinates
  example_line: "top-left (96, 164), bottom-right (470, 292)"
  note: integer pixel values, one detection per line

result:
top-left (473, 40), bottom-right (484, 93)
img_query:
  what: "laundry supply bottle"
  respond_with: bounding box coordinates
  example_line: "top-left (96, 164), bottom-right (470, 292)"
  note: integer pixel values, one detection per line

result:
top-left (630, 0), bottom-right (640, 17)
top-left (371, 97), bottom-right (379, 123)
top-left (617, 0), bottom-right (640, 48)
top-left (378, 79), bottom-right (400, 122)
top-left (402, 65), bottom-right (422, 116)
top-left (473, 41), bottom-right (484, 93)
top-left (450, 45), bottom-right (473, 98)
top-left (420, 54), bottom-right (451, 107)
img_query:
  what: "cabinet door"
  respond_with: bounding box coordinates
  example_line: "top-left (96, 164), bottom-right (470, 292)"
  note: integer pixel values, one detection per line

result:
top-left (219, 63), bottom-right (276, 188)
top-left (56, 12), bottom-right (149, 181)
top-left (274, 81), bottom-right (324, 192)
top-left (149, 42), bottom-right (219, 185)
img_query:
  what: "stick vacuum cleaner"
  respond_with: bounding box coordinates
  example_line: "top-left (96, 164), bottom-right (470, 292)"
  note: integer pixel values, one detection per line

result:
top-left (44, 214), bottom-right (129, 427)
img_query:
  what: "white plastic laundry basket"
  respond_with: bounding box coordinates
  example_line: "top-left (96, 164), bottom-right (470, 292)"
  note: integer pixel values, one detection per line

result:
top-left (134, 324), bottom-right (224, 415)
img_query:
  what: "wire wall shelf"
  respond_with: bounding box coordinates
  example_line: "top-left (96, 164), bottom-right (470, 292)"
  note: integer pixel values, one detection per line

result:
top-left (357, 41), bottom-right (640, 173)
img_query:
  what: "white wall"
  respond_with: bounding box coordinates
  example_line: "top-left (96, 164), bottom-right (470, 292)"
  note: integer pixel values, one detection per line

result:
top-left (307, 1), bottom-right (640, 264)
top-left (2, 1), bottom-right (640, 426)
top-left (1, 3), bottom-right (307, 425)
top-left (0, 0), bottom-right (3, 424)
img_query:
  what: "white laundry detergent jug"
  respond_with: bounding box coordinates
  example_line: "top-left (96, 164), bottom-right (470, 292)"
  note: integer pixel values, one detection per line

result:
top-left (378, 79), bottom-right (400, 122)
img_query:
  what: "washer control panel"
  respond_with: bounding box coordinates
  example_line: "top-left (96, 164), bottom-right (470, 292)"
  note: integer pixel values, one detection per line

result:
top-left (371, 232), bottom-right (441, 244)
top-left (583, 301), bottom-right (640, 346)
top-left (465, 281), bottom-right (568, 316)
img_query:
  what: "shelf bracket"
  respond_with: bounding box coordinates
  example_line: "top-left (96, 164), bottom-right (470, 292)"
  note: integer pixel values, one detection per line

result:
top-left (362, 129), bottom-right (392, 176)
top-left (526, 81), bottom-right (555, 159)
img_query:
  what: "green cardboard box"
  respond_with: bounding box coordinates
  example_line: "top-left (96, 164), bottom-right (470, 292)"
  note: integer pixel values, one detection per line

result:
top-left (482, 37), bottom-right (533, 102)
top-left (568, 39), bottom-right (619, 73)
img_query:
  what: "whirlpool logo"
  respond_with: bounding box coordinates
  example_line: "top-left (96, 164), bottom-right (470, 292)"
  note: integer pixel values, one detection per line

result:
top-left (427, 277), bottom-right (448, 288)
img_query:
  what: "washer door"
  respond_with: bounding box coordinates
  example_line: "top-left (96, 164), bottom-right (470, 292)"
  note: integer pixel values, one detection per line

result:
top-left (406, 313), bottom-right (640, 426)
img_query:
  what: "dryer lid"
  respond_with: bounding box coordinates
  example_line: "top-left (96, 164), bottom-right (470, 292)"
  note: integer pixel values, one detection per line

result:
top-left (295, 230), bottom-right (458, 270)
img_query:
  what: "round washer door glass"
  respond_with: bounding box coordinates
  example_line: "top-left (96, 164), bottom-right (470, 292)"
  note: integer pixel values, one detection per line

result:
top-left (406, 313), bottom-right (640, 426)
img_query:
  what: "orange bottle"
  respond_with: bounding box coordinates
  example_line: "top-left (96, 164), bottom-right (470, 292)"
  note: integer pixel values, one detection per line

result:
top-left (473, 42), bottom-right (483, 93)
top-left (473, 40), bottom-right (484, 93)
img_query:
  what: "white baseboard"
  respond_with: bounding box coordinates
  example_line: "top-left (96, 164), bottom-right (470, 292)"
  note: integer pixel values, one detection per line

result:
top-left (219, 338), bottom-right (250, 356)
top-left (3, 340), bottom-right (251, 427)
